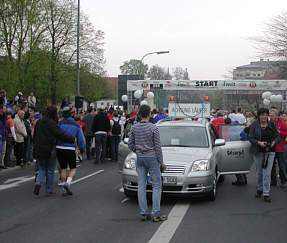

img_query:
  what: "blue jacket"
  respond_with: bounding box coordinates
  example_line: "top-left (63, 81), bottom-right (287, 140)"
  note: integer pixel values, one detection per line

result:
top-left (153, 113), bottom-right (168, 124)
top-left (56, 118), bottom-right (86, 153)
top-left (240, 130), bottom-right (248, 141)
top-left (0, 116), bottom-right (8, 141)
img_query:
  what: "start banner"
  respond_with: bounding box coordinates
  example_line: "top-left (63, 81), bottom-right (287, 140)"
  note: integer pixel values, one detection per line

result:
top-left (127, 80), bottom-right (287, 91)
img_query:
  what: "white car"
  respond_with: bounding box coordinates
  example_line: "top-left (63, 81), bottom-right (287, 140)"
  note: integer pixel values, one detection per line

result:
top-left (121, 120), bottom-right (253, 201)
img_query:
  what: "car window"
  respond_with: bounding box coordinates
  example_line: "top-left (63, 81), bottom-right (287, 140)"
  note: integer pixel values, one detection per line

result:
top-left (209, 126), bottom-right (217, 145)
top-left (158, 126), bottom-right (209, 148)
top-left (219, 124), bottom-right (245, 141)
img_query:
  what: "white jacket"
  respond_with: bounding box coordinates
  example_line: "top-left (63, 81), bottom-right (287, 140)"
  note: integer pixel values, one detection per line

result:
top-left (13, 115), bottom-right (27, 143)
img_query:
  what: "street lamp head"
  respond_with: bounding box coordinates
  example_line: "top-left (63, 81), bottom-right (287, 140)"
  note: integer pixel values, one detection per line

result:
top-left (141, 51), bottom-right (170, 62)
top-left (156, 51), bottom-right (169, 55)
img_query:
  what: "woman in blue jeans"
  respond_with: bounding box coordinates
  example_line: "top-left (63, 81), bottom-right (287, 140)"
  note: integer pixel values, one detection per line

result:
top-left (128, 105), bottom-right (167, 222)
top-left (248, 108), bottom-right (280, 202)
top-left (33, 106), bottom-right (75, 195)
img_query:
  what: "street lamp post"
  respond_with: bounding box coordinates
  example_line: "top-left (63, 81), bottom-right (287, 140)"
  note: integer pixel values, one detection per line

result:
top-left (139, 51), bottom-right (169, 109)
top-left (140, 51), bottom-right (170, 62)
top-left (76, 0), bottom-right (80, 96)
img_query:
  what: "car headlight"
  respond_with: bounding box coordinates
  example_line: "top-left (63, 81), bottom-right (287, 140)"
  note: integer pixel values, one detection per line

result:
top-left (189, 160), bottom-right (209, 174)
top-left (125, 158), bottom-right (136, 169)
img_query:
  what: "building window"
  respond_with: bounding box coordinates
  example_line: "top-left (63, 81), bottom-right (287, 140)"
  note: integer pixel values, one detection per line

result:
top-left (257, 74), bottom-right (261, 76)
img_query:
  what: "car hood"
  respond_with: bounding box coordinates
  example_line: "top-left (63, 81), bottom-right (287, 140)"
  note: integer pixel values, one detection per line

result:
top-left (162, 147), bottom-right (211, 164)
top-left (125, 147), bottom-right (212, 165)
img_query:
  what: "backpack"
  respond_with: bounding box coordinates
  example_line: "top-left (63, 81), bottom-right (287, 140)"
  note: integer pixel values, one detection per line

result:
top-left (124, 121), bottom-right (133, 138)
top-left (112, 119), bottom-right (121, 135)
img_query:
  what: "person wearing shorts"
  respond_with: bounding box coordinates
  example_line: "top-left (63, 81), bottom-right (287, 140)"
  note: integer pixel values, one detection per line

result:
top-left (56, 107), bottom-right (86, 196)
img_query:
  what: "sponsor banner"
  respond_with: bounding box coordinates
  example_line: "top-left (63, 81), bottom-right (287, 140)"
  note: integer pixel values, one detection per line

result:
top-left (168, 103), bottom-right (211, 118)
top-left (127, 80), bottom-right (287, 91)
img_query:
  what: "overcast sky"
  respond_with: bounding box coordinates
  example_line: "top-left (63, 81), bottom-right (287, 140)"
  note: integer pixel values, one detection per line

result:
top-left (81, 0), bottom-right (286, 80)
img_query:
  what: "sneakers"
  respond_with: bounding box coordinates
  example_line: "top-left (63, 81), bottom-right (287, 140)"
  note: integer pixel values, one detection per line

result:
top-left (63, 183), bottom-right (73, 196)
top-left (152, 215), bottom-right (167, 222)
top-left (33, 184), bottom-right (41, 195)
top-left (141, 214), bottom-right (151, 221)
top-left (264, 196), bottom-right (271, 203)
top-left (57, 179), bottom-right (64, 187)
top-left (255, 190), bottom-right (263, 198)
top-left (232, 181), bottom-right (246, 186)
top-left (270, 181), bottom-right (277, 186)
top-left (46, 190), bottom-right (56, 195)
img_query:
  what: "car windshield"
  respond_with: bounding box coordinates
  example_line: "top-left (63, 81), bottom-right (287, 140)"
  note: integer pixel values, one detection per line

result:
top-left (158, 126), bottom-right (209, 148)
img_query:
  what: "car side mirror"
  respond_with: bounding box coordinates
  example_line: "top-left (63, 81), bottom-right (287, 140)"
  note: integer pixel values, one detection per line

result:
top-left (214, 139), bottom-right (225, 146)
top-left (124, 138), bottom-right (129, 144)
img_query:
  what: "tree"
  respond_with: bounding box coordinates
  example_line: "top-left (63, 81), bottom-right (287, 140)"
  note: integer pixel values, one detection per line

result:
top-left (147, 64), bottom-right (165, 80)
top-left (0, 0), bottom-right (44, 91)
top-left (222, 67), bottom-right (234, 80)
top-left (120, 59), bottom-right (148, 76)
top-left (0, 0), bottom-right (107, 106)
top-left (164, 67), bottom-right (172, 80)
top-left (250, 11), bottom-right (287, 77)
top-left (252, 12), bottom-right (287, 59)
top-left (40, 0), bottom-right (106, 104)
top-left (172, 67), bottom-right (185, 80)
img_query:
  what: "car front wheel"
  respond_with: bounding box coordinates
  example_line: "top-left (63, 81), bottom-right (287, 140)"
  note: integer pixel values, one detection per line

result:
top-left (207, 173), bottom-right (217, 201)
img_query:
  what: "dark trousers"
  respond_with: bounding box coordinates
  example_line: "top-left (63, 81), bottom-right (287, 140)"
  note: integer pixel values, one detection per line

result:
top-left (85, 136), bottom-right (94, 159)
top-left (24, 136), bottom-right (33, 163)
top-left (271, 153), bottom-right (285, 185)
top-left (15, 142), bottom-right (24, 165)
top-left (95, 134), bottom-right (107, 163)
top-left (106, 136), bottom-right (111, 159)
top-left (110, 136), bottom-right (120, 161)
top-left (4, 137), bottom-right (14, 167)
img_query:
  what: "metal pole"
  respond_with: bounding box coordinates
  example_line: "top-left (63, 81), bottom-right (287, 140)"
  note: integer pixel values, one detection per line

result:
top-left (76, 0), bottom-right (80, 96)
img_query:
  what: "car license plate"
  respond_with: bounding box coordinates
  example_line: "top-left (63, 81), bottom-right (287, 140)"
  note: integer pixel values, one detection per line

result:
top-left (163, 176), bottom-right (177, 184)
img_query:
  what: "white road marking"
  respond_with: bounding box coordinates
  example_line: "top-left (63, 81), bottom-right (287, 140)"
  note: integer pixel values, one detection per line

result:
top-left (148, 203), bottom-right (190, 243)
top-left (71, 170), bottom-right (104, 184)
top-left (121, 198), bottom-right (130, 204)
top-left (0, 170), bottom-right (104, 192)
top-left (0, 176), bottom-right (34, 191)
top-left (4, 176), bottom-right (31, 184)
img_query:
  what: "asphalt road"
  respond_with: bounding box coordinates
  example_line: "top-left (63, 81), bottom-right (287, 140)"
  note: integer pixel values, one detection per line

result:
top-left (1, 144), bottom-right (287, 243)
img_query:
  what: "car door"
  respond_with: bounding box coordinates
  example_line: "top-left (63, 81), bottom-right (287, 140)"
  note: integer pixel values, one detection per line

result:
top-left (215, 125), bottom-right (253, 174)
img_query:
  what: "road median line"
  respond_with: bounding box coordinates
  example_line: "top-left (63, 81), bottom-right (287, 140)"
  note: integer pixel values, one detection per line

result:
top-left (148, 203), bottom-right (190, 243)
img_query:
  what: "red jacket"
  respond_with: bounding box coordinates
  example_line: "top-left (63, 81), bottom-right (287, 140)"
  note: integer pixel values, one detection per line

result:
top-left (77, 121), bottom-right (86, 134)
top-left (212, 117), bottom-right (225, 135)
top-left (276, 118), bottom-right (287, 152)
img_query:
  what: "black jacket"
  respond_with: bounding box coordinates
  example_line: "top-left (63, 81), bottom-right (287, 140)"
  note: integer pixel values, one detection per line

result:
top-left (92, 112), bottom-right (111, 133)
top-left (248, 120), bottom-right (280, 154)
top-left (33, 118), bottom-right (75, 159)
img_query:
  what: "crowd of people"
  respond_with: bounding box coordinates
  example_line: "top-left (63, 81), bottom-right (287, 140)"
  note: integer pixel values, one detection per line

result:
top-left (0, 90), bottom-right (171, 197)
top-left (210, 107), bottom-right (287, 203)
top-left (1, 88), bottom-right (287, 205)
top-left (0, 90), bottom-right (38, 169)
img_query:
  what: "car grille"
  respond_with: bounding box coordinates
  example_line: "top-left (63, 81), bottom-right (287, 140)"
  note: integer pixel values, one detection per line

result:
top-left (164, 165), bottom-right (186, 175)
top-left (129, 183), bottom-right (183, 192)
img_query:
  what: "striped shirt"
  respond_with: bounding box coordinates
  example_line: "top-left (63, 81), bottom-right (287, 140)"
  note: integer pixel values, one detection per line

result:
top-left (128, 122), bottom-right (163, 164)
